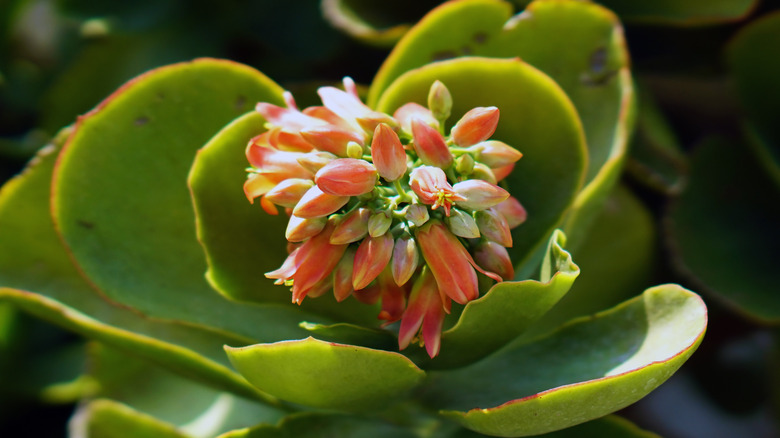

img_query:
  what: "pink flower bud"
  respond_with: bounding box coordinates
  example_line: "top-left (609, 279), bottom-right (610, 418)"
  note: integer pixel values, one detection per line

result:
top-left (471, 140), bottom-right (523, 168)
top-left (353, 233), bottom-right (394, 290)
top-left (300, 125), bottom-right (364, 157)
top-left (491, 163), bottom-right (515, 182)
top-left (368, 212), bottom-right (392, 237)
top-left (265, 178), bottom-right (314, 208)
top-left (246, 143), bottom-right (312, 179)
top-left (415, 220), bottom-right (478, 304)
top-left (330, 208), bottom-right (370, 244)
top-left (475, 208), bottom-right (513, 247)
top-left (356, 112), bottom-right (399, 135)
top-left (285, 215), bottom-right (327, 242)
top-left (377, 268), bottom-right (406, 326)
top-left (392, 233), bottom-right (419, 286)
top-left (445, 208), bottom-right (480, 238)
top-left (494, 196), bottom-right (527, 229)
top-left (411, 118), bottom-right (453, 168)
top-left (333, 246), bottom-right (356, 302)
top-left (315, 158), bottom-right (377, 196)
top-left (243, 173), bottom-right (283, 203)
top-left (453, 179), bottom-right (509, 211)
top-left (297, 151), bottom-right (337, 174)
top-left (398, 268), bottom-right (447, 358)
top-left (394, 103), bottom-right (437, 135)
top-left (371, 123), bottom-right (407, 181)
top-left (405, 204), bottom-right (430, 227)
top-left (451, 106), bottom-right (499, 147)
top-left (292, 185), bottom-right (349, 218)
top-left (473, 241), bottom-right (514, 281)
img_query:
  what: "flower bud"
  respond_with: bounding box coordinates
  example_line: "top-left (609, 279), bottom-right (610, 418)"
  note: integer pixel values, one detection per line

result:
top-left (377, 268), bottom-right (406, 326)
top-left (265, 178), bottom-right (314, 208)
top-left (392, 233), bottom-right (419, 286)
top-left (455, 154), bottom-right (475, 175)
top-left (315, 158), bottom-right (377, 196)
top-left (445, 208), bottom-right (480, 238)
top-left (333, 246), bottom-right (356, 302)
top-left (347, 141), bottom-right (364, 159)
top-left (452, 179), bottom-right (509, 211)
top-left (356, 111), bottom-right (399, 135)
top-left (451, 106), bottom-right (499, 147)
top-left (428, 80), bottom-right (452, 123)
top-left (405, 204), bottom-right (429, 227)
top-left (371, 123), bottom-right (407, 181)
top-left (297, 151), bottom-right (337, 174)
top-left (353, 233), bottom-right (394, 290)
top-left (394, 103), bottom-right (437, 135)
top-left (473, 241), bottom-right (514, 281)
top-left (330, 208), bottom-right (370, 244)
top-left (368, 211), bottom-right (393, 237)
top-left (491, 163), bottom-right (515, 182)
top-left (470, 162), bottom-right (497, 184)
top-left (471, 140), bottom-right (523, 168)
top-left (411, 118), bottom-right (453, 169)
top-left (398, 268), bottom-right (447, 358)
top-left (409, 166), bottom-right (464, 215)
top-left (300, 125), bottom-right (364, 157)
top-left (475, 208), bottom-right (513, 247)
top-left (292, 185), bottom-right (349, 218)
top-left (494, 196), bottom-right (527, 229)
top-left (285, 215), bottom-right (327, 242)
top-left (416, 220), bottom-right (479, 304)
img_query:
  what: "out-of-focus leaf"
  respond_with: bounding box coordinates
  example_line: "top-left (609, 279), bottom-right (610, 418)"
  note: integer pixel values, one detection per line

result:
top-left (320, 0), bottom-right (417, 47)
top-left (369, 0), bottom-right (634, 251)
top-left (226, 338), bottom-right (425, 411)
top-left (625, 86), bottom-right (687, 195)
top-left (423, 284), bottom-right (707, 436)
top-left (727, 11), bottom-right (780, 187)
top-left (538, 415), bottom-right (659, 438)
top-left (87, 344), bottom-right (287, 438)
top-left (666, 138), bottom-right (780, 323)
top-left (298, 322), bottom-right (396, 350)
top-left (0, 134), bottom-right (274, 401)
top-left (411, 230), bottom-right (579, 369)
top-left (51, 59), bottom-right (322, 342)
top-left (70, 399), bottom-right (188, 438)
top-left (216, 412), bottom-right (417, 438)
top-left (375, 56), bottom-right (587, 274)
top-left (188, 112), bottom-right (378, 325)
top-left (527, 184), bottom-right (656, 338)
top-left (596, 0), bottom-right (757, 26)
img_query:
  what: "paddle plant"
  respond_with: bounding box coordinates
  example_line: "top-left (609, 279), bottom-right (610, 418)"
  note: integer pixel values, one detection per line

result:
top-left (0, 1), bottom-right (707, 436)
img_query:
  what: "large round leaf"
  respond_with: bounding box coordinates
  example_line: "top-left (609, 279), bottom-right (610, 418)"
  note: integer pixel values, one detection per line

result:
top-left (51, 59), bottom-right (322, 341)
top-left (225, 337), bottom-right (425, 411)
top-left (375, 57), bottom-right (587, 272)
top-left (423, 284), bottom-right (707, 437)
top-left (188, 112), bottom-right (379, 325)
top-left (216, 412), bottom-right (417, 438)
top-left (597, 0), bottom-right (757, 26)
top-left (666, 138), bottom-right (780, 323)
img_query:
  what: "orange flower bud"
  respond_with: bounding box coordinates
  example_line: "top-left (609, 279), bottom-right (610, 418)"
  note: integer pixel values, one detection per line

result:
top-left (491, 163), bottom-right (515, 182)
top-left (494, 196), bottom-right (527, 229)
top-left (330, 208), bottom-right (370, 244)
top-left (352, 233), bottom-right (394, 290)
top-left (300, 125), bottom-right (364, 157)
top-left (246, 143), bottom-right (312, 179)
top-left (285, 215), bottom-right (327, 242)
top-left (371, 123), bottom-right (407, 181)
top-left (333, 246), bottom-right (357, 302)
top-left (411, 118), bottom-right (453, 169)
top-left (453, 179), bottom-right (509, 211)
top-left (394, 103), bottom-right (437, 135)
top-left (377, 268), bottom-right (407, 326)
top-left (297, 151), bottom-right (337, 174)
top-left (265, 178), bottom-right (314, 208)
top-left (471, 140), bottom-right (523, 168)
top-left (292, 186), bottom-right (349, 218)
top-left (475, 208), bottom-right (513, 247)
top-left (398, 268), bottom-right (448, 358)
top-left (473, 241), bottom-right (514, 282)
top-left (451, 106), bottom-right (499, 147)
top-left (416, 220), bottom-right (478, 304)
top-left (315, 158), bottom-right (377, 196)
top-left (392, 233), bottom-right (419, 286)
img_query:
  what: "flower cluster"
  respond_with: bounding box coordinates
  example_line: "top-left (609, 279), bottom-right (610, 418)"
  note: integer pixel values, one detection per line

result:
top-left (244, 78), bottom-right (526, 357)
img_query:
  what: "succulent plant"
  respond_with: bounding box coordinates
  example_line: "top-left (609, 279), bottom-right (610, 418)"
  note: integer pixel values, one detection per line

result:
top-left (0, 1), bottom-right (708, 436)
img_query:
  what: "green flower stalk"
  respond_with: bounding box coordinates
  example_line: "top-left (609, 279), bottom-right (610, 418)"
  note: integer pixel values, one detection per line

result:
top-left (244, 79), bottom-right (525, 357)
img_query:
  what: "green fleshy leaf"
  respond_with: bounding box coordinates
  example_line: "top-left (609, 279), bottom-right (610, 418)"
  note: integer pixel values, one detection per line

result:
top-left (412, 230), bottom-right (579, 369)
top-left (320, 0), bottom-right (415, 47)
top-left (50, 59), bottom-right (320, 341)
top-left (0, 134), bottom-right (271, 401)
top-left (216, 412), bottom-right (417, 438)
top-left (527, 184), bottom-right (656, 337)
top-left (597, 0), bottom-right (757, 26)
top-left (298, 322), bottom-right (396, 350)
top-left (624, 86), bottom-right (688, 195)
top-left (87, 344), bottom-right (286, 438)
top-left (369, 0), bottom-right (633, 252)
top-left (375, 57), bottom-right (587, 273)
top-left (423, 284), bottom-right (707, 436)
top-left (727, 11), bottom-right (780, 187)
top-left (226, 337), bottom-right (425, 411)
top-left (188, 112), bottom-right (378, 325)
top-left (666, 138), bottom-right (780, 323)
top-left (71, 399), bottom-right (189, 438)
top-left (537, 415), bottom-right (659, 438)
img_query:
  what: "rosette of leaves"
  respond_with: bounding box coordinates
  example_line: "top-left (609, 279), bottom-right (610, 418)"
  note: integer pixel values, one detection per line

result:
top-left (0, 1), bottom-right (706, 436)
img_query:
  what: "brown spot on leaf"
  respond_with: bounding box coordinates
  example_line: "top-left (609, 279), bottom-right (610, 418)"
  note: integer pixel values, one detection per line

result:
top-left (235, 95), bottom-right (247, 111)
top-left (462, 45), bottom-right (472, 55)
top-left (590, 47), bottom-right (607, 74)
top-left (134, 116), bottom-right (149, 126)
top-left (77, 220), bottom-right (95, 229)
top-left (431, 50), bottom-right (458, 62)
top-left (473, 32), bottom-right (488, 44)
